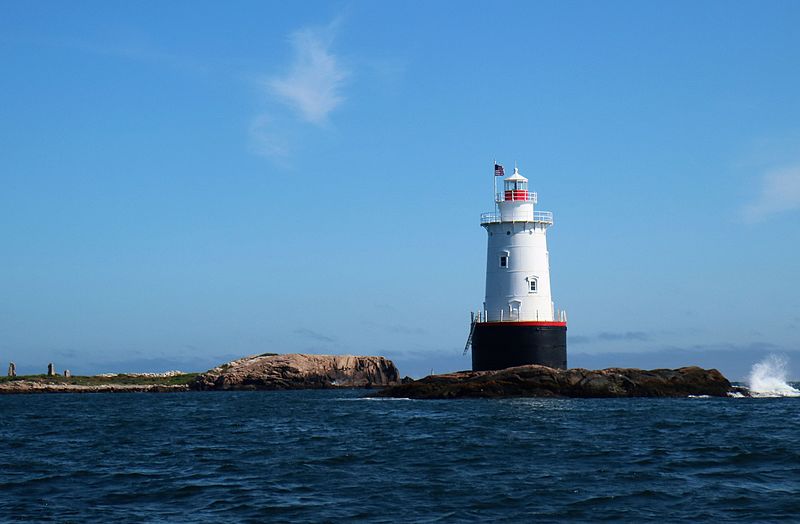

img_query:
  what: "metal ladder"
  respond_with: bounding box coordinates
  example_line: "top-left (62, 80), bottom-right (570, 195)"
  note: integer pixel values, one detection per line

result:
top-left (463, 313), bottom-right (477, 355)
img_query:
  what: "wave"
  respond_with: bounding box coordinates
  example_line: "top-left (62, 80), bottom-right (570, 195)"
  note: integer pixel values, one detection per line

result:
top-left (746, 354), bottom-right (800, 398)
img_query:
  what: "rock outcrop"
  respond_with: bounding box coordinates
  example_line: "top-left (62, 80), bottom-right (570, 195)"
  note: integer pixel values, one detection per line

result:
top-left (376, 365), bottom-right (732, 399)
top-left (190, 353), bottom-right (400, 391)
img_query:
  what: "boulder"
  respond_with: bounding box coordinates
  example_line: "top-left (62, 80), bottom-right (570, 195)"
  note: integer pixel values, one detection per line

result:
top-left (375, 365), bottom-right (732, 399)
top-left (190, 353), bottom-right (400, 391)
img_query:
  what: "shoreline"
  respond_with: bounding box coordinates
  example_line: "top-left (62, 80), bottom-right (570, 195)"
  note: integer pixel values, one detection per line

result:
top-left (2, 365), bottom-right (739, 398)
top-left (376, 365), bottom-right (735, 399)
top-left (0, 380), bottom-right (191, 394)
top-left (0, 373), bottom-right (199, 394)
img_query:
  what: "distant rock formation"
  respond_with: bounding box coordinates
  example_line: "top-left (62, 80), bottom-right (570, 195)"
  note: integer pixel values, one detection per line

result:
top-left (191, 353), bottom-right (400, 391)
top-left (95, 371), bottom-right (184, 378)
top-left (0, 382), bottom-right (188, 394)
top-left (376, 365), bottom-right (732, 399)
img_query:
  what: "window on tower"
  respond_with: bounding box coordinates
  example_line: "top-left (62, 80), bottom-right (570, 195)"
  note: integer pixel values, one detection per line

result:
top-left (499, 256), bottom-right (508, 268)
top-left (528, 278), bottom-right (538, 293)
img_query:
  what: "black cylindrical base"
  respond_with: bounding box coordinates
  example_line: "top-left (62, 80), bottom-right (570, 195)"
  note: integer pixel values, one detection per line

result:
top-left (471, 323), bottom-right (567, 371)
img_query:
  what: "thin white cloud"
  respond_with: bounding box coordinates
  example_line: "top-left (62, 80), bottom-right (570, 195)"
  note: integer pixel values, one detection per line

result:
top-left (248, 114), bottom-right (289, 158)
top-left (250, 21), bottom-right (348, 159)
top-left (266, 24), bottom-right (348, 125)
top-left (743, 165), bottom-right (800, 223)
top-left (293, 328), bottom-right (336, 343)
top-left (10, 35), bottom-right (209, 73)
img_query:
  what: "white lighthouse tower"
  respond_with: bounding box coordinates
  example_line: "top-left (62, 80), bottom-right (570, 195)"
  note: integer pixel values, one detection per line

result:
top-left (468, 164), bottom-right (567, 371)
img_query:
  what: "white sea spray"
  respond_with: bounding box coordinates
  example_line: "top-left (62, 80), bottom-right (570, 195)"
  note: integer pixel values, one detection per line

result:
top-left (747, 354), bottom-right (800, 397)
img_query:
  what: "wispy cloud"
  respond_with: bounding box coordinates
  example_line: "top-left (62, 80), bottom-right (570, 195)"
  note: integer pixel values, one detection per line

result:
top-left (86, 41), bottom-right (207, 73)
top-left (248, 114), bottom-right (289, 158)
top-left (363, 320), bottom-right (427, 336)
top-left (4, 34), bottom-right (209, 73)
top-left (266, 22), bottom-right (348, 125)
top-left (55, 349), bottom-right (78, 359)
top-left (743, 164), bottom-right (800, 223)
top-left (597, 331), bottom-right (651, 342)
top-left (293, 328), bottom-right (336, 343)
top-left (250, 20), bottom-right (348, 158)
top-left (570, 331), bottom-right (651, 345)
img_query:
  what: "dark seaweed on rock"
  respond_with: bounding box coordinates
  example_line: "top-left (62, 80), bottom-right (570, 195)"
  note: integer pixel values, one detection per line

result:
top-left (375, 365), bottom-right (732, 399)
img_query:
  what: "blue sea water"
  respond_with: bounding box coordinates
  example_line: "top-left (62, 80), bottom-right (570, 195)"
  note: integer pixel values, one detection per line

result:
top-left (1, 390), bottom-right (799, 522)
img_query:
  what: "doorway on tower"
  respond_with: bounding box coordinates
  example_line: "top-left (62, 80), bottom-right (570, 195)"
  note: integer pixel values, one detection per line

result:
top-left (509, 300), bottom-right (521, 321)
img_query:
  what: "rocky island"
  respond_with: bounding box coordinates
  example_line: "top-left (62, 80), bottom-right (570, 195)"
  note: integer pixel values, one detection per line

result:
top-left (375, 365), bottom-right (733, 399)
top-left (1, 355), bottom-right (736, 398)
top-left (190, 353), bottom-right (400, 390)
top-left (0, 373), bottom-right (196, 394)
top-left (0, 354), bottom-right (399, 394)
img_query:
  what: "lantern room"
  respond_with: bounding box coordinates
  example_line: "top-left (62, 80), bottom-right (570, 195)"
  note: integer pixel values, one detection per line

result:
top-left (497, 167), bottom-right (536, 222)
top-left (504, 167), bottom-right (530, 201)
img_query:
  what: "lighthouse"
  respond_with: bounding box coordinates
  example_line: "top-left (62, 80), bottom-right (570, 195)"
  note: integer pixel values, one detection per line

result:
top-left (467, 164), bottom-right (567, 371)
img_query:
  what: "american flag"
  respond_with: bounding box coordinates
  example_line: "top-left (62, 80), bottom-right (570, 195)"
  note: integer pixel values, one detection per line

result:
top-left (494, 163), bottom-right (505, 177)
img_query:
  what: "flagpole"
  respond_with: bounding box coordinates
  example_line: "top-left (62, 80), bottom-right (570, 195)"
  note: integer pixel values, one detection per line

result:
top-left (493, 159), bottom-right (498, 216)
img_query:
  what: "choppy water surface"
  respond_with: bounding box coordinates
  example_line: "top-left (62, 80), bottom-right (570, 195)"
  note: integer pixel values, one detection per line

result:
top-left (1, 390), bottom-right (799, 522)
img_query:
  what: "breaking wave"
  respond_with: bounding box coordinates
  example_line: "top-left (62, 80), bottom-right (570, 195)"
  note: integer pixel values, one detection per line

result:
top-left (747, 354), bottom-right (800, 397)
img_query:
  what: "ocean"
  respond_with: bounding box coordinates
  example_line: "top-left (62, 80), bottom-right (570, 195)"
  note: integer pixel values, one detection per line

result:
top-left (1, 387), bottom-right (799, 522)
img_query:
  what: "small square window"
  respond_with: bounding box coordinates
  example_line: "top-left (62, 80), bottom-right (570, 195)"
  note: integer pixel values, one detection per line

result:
top-left (499, 256), bottom-right (508, 268)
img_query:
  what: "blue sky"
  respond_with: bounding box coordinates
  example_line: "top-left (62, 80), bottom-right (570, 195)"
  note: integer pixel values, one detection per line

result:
top-left (1, 1), bottom-right (799, 379)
